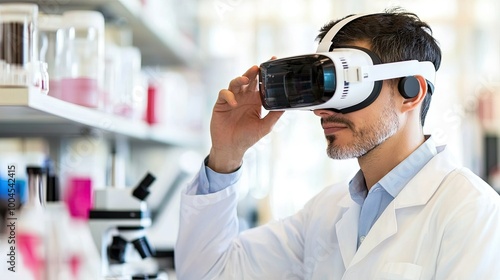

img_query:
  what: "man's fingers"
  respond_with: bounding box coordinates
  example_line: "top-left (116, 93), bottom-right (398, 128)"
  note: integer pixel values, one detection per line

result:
top-left (222, 65), bottom-right (262, 107)
top-left (242, 65), bottom-right (259, 78)
top-left (248, 71), bottom-right (259, 92)
top-left (228, 65), bottom-right (259, 94)
top-left (217, 89), bottom-right (238, 106)
top-left (245, 65), bottom-right (261, 93)
top-left (261, 110), bottom-right (285, 135)
top-left (240, 65), bottom-right (259, 91)
top-left (227, 76), bottom-right (249, 95)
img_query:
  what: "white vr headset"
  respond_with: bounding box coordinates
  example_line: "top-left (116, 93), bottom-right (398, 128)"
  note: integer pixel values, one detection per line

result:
top-left (258, 13), bottom-right (436, 113)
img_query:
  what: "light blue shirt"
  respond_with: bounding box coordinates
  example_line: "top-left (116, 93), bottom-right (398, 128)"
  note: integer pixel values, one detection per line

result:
top-left (349, 137), bottom-right (438, 248)
top-left (196, 156), bottom-right (243, 195)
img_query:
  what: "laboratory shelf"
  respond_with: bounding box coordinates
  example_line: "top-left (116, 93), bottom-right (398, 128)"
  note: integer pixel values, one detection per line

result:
top-left (0, 0), bottom-right (201, 67)
top-left (0, 88), bottom-right (201, 147)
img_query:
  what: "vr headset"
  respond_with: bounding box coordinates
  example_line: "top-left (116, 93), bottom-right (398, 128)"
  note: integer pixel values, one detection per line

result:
top-left (258, 14), bottom-right (436, 113)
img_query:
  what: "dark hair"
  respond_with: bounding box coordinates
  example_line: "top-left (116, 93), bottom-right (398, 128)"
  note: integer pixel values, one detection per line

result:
top-left (316, 7), bottom-right (442, 126)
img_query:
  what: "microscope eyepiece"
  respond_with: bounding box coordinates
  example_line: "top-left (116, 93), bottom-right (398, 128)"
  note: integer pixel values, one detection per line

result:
top-left (132, 173), bottom-right (156, 201)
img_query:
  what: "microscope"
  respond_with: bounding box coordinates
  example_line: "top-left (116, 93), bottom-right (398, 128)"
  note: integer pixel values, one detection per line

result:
top-left (89, 173), bottom-right (159, 279)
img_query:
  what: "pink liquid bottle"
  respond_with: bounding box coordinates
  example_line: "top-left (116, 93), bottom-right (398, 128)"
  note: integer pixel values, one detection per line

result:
top-left (59, 11), bottom-right (104, 109)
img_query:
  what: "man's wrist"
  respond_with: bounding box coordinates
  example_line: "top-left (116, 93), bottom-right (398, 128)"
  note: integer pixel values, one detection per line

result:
top-left (207, 148), bottom-right (243, 173)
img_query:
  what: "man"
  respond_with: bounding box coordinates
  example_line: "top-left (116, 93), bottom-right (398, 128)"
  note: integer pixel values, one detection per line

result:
top-left (175, 9), bottom-right (500, 279)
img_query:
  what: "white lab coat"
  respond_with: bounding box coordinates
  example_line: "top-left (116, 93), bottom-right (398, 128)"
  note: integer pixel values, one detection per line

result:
top-left (175, 147), bottom-right (500, 280)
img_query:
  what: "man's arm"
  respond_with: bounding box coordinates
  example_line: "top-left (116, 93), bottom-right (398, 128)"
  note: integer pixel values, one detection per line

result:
top-left (174, 162), bottom-right (241, 279)
top-left (174, 162), bottom-right (308, 279)
top-left (175, 64), bottom-right (288, 279)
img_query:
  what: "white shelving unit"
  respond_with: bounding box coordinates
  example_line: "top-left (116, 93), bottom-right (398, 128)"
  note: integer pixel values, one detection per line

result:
top-left (0, 0), bottom-right (202, 67)
top-left (0, 0), bottom-right (204, 145)
top-left (0, 88), bottom-right (201, 147)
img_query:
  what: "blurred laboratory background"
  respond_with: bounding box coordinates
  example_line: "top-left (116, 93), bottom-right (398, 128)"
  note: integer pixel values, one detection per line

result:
top-left (0, 0), bottom-right (499, 279)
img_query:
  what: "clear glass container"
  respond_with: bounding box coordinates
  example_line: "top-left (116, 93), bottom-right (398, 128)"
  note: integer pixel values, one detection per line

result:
top-left (0, 3), bottom-right (47, 89)
top-left (26, 166), bottom-right (44, 208)
top-left (38, 13), bottom-right (64, 98)
top-left (60, 10), bottom-right (104, 108)
top-left (113, 46), bottom-right (145, 120)
top-left (0, 3), bottom-right (38, 67)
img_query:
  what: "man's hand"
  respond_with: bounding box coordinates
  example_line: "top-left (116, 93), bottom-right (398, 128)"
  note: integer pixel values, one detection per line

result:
top-left (208, 64), bottom-right (284, 173)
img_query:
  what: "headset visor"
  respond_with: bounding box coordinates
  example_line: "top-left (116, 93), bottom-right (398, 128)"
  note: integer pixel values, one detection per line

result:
top-left (259, 55), bottom-right (336, 110)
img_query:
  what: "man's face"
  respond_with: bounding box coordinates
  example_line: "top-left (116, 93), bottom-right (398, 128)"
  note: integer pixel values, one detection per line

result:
top-left (313, 41), bottom-right (401, 160)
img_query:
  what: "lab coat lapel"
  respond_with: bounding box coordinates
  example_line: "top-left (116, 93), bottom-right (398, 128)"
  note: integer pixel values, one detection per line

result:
top-left (349, 201), bottom-right (398, 267)
top-left (335, 194), bottom-right (360, 269)
top-left (347, 147), bottom-right (458, 268)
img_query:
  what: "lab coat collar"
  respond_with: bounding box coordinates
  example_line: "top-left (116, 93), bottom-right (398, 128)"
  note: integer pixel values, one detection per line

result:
top-left (334, 145), bottom-right (458, 270)
top-left (393, 144), bottom-right (453, 209)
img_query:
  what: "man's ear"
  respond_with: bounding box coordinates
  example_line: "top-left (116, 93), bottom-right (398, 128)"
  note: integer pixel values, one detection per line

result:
top-left (400, 75), bottom-right (428, 113)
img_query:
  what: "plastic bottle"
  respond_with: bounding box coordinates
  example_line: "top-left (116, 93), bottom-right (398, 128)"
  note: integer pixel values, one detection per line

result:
top-left (0, 3), bottom-right (38, 67)
top-left (16, 166), bottom-right (46, 280)
top-left (38, 13), bottom-right (64, 99)
top-left (59, 10), bottom-right (105, 108)
top-left (0, 3), bottom-right (47, 89)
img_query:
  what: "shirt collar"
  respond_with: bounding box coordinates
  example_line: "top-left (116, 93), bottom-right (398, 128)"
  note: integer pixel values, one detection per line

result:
top-left (349, 135), bottom-right (439, 203)
top-left (349, 170), bottom-right (367, 206)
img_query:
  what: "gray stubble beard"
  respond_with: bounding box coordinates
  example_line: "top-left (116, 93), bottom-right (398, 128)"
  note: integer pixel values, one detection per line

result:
top-left (325, 99), bottom-right (400, 160)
